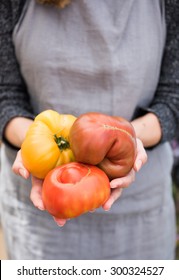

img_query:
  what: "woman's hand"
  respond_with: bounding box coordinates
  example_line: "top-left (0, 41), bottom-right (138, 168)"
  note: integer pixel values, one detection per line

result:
top-left (12, 150), bottom-right (67, 227)
top-left (11, 112), bottom-right (161, 220)
top-left (103, 112), bottom-right (162, 210)
top-left (102, 138), bottom-right (147, 211)
top-left (12, 137), bottom-right (147, 222)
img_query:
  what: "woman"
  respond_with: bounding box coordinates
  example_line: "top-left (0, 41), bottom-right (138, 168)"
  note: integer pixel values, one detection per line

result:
top-left (0, 0), bottom-right (179, 259)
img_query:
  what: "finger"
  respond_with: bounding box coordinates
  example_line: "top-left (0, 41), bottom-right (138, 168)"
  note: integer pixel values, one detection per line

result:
top-left (89, 209), bottom-right (96, 213)
top-left (30, 176), bottom-right (45, 211)
top-left (12, 150), bottom-right (30, 179)
top-left (102, 188), bottom-right (123, 211)
top-left (53, 217), bottom-right (67, 227)
top-left (133, 138), bottom-right (148, 172)
top-left (110, 168), bottom-right (136, 189)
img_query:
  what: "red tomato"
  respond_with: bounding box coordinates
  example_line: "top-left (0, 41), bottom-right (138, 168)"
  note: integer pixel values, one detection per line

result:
top-left (42, 162), bottom-right (110, 219)
top-left (69, 112), bottom-right (137, 179)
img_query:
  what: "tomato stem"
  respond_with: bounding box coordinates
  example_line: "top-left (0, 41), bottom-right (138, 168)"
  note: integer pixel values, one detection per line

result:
top-left (54, 135), bottom-right (70, 151)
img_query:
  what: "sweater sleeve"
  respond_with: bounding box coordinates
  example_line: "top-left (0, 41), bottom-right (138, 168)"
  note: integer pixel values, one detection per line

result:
top-left (0, 0), bottom-right (34, 143)
top-left (147, 0), bottom-right (179, 142)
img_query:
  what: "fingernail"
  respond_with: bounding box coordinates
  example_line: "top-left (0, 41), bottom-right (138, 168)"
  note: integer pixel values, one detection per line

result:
top-left (53, 217), bottom-right (66, 227)
top-left (57, 222), bottom-right (66, 227)
top-left (37, 206), bottom-right (45, 211)
top-left (103, 202), bottom-right (111, 211)
top-left (135, 160), bottom-right (142, 171)
top-left (19, 168), bottom-right (27, 178)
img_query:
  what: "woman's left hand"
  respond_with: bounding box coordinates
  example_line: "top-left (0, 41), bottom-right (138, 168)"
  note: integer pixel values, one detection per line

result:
top-left (12, 150), bottom-right (67, 227)
top-left (102, 138), bottom-right (147, 211)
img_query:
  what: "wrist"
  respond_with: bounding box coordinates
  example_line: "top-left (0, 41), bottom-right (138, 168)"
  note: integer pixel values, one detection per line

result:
top-left (131, 113), bottom-right (162, 148)
top-left (4, 117), bottom-right (33, 148)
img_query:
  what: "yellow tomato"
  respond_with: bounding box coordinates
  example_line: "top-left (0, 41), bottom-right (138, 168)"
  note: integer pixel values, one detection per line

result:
top-left (21, 110), bottom-right (76, 179)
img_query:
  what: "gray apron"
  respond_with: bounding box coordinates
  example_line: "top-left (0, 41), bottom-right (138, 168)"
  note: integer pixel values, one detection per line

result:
top-left (0, 0), bottom-right (176, 259)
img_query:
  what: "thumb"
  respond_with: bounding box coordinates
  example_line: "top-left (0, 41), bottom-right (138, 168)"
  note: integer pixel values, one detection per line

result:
top-left (12, 149), bottom-right (29, 179)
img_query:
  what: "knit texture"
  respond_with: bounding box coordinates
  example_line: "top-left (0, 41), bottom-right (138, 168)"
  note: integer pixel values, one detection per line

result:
top-left (0, 0), bottom-right (34, 145)
top-left (149, 0), bottom-right (179, 141)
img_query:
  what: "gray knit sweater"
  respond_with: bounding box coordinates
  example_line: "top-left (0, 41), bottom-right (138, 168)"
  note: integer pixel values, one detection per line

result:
top-left (0, 0), bottom-right (179, 146)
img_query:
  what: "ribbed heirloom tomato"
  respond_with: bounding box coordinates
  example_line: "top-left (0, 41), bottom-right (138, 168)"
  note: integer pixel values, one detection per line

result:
top-left (69, 112), bottom-right (137, 179)
top-left (21, 110), bottom-right (76, 179)
top-left (42, 162), bottom-right (111, 219)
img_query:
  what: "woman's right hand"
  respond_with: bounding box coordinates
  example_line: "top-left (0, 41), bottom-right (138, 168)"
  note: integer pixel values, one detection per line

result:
top-left (12, 150), bottom-right (67, 227)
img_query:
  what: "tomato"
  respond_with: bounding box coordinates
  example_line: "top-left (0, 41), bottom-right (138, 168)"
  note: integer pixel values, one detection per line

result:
top-left (42, 162), bottom-right (110, 219)
top-left (21, 110), bottom-right (76, 179)
top-left (69, 112), bottom-right (137, 179)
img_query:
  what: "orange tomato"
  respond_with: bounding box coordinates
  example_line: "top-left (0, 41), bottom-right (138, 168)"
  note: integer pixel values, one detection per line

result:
top-left (42, 162), bottom-right (110, 219)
